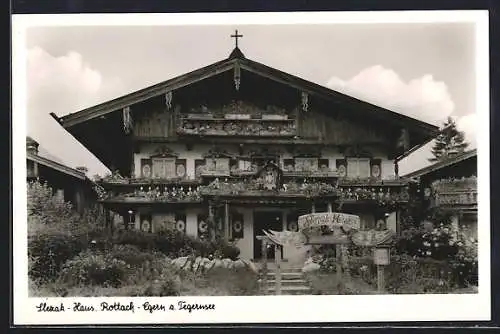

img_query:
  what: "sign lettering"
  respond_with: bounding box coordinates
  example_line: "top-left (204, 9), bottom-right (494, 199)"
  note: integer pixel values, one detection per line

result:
top-left (298, 213), bottom-right (361, 231)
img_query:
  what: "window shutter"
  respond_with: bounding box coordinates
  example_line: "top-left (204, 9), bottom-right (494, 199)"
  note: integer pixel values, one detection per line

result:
top-left (336, 159), bottom-right (347, 177)
top-left (152, 157), bottom-right (176, 178)
top-left (216, 158), bottom-right (230, 173)
top-left (152, 158), bottom-right (165, 178)
top-left (346, 158), bottom-right (358, 177)
top-left (164, 158), bottom-right (176, 178)
top-left (141, 159), bottom-right (152, 178)
top-left (370, 159), bottom-right (382, 178)
top-left (347, 158), bottom-right (370, 177)
top-left (358, 158), bottom-right (370, 178)
top-left (295, 158), bottom-right (318, 172)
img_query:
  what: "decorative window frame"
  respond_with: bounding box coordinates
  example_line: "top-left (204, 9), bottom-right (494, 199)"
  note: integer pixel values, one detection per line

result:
top-left (140, 147), bottom-right (187, 180)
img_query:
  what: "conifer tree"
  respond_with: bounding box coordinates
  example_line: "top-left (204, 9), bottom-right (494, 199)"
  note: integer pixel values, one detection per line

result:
top-left (429, 116), bottom-right (469, 162)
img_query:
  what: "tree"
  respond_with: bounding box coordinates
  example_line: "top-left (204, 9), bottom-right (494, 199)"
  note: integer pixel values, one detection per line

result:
top-left (429, 117), bottom-right (469, 162)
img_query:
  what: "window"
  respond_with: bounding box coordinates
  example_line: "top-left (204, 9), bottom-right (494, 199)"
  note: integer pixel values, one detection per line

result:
top-left (205, 158), bottom-right (230, 174)
top-left (346, 158), bottom-right (370, 178)
top-left (295, 158), bottom-right (318, 172)
top-left (239, 159), bottom-right (252, 171)
top-left (152, 157), bottom-right (176, 179)
top-left (318, 159), bottom-right (329, 172)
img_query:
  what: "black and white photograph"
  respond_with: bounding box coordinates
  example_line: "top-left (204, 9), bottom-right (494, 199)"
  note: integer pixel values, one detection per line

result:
top-left (13, 11), bottom-right (490, 324)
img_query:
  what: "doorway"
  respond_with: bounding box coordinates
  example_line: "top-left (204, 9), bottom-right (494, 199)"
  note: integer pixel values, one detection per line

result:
top-left (253, 210), bottom-right (284, 260)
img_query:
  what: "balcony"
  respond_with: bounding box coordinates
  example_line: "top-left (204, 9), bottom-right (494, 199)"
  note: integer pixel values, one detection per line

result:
top-left (198, 179), bottom-right (339, 199)
top-left (98, 173), bottom-right (201, 188)
top-left (337, 186), bottom-right (410, 205)
top-left (431, 176), bottom-right (477, 208)
top-left (177, 117), bottom-right (297, 138)
top-left (434, 191), bottom-right (478, 206)
top-left (97, 184), bottom-right (202, 204)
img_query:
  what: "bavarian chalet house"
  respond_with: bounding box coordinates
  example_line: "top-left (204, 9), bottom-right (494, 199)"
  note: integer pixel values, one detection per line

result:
top-left (52, 39), bottom-right (439, 261)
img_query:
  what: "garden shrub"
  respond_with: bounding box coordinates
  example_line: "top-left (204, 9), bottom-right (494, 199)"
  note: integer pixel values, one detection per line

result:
top-left (125, 254), bottom-right (182, 296)
top-left (28, 216), bottom-right (88, 281)
top-left (210, 238), bottom-right (240, 260)
top-left (108, 244), bottom-right (156, 268)
top-left (112, 229), bottom-right (157, 251)
top-left (27, 180), bottom-right (107, 282)
top-left (27, 181), bottom-right (76, 226)
top-left (111, 229), bottom-right (241, 260)
top-left (58, 250), bottom-right (128, 288)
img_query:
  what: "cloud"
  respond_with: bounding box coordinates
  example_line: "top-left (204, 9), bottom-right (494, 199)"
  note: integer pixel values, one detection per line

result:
top-left (456, 113), bottom-right (477, 149)
top-left (26, 47), bottom-right (125, 176)
top-left (328, 65), bottom-right (478, 175)
top-left (326, 65), bottom-right (455, 126)
top-left (27, 47), bottom-right (123, 114)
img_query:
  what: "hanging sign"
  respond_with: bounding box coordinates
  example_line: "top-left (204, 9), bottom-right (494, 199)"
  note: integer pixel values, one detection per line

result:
top-left (298, 212), bottom-right (360, 231)
top-left (373, 247), bottom-right (390, 266)
top-left (351, 229), bottom-right (394, 247)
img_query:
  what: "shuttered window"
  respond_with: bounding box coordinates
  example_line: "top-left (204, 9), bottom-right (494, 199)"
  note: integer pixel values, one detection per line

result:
top-left (206, 158), bottom-right (230, 174)
top-left (294, 158), bottom-right (318, 172)
top-left (152, 158), bottom-right (176, 179)
top-left (346, 158), bottom-right (370, 178)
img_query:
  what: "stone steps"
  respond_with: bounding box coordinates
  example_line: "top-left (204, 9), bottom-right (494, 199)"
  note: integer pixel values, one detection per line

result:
top-left (264, 266), bottom-right (303, 273)
top-left (267, 279), bottom-right (308, 287)
top-left (266, 285), bottom-right (312, 295)
top-left (263, 267), bottom-right (312, 295)
top-left (266, 272), bottom-right (303, 279)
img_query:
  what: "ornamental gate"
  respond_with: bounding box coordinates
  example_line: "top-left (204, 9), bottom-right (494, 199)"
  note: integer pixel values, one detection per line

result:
top-left (259, 212), bottom-right (395, 295)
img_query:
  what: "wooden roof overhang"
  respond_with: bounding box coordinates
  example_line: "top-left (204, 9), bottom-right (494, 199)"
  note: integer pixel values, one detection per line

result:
top-left (27, 152), bottom-right (86, 181)
top-left (98, 199), bottom-right (204, 212)
top-left (403, 149), bottom-right (478, 180)
top-left (201, 191), bottom-right (339, 206)
top-left (52, 47), bottom-right (440, 175)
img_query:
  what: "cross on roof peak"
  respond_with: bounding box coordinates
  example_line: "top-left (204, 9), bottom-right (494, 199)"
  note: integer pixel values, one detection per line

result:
top-left (231, 29), bottom-right (243, 48)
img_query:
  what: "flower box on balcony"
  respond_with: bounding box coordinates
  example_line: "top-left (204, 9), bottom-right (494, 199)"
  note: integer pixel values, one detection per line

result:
top-left (261, 114), bottom-right (288, 120)
top-left (224, 114), bottom-right (251, 120)
top-left (186, 114), bottom-right (214, 120)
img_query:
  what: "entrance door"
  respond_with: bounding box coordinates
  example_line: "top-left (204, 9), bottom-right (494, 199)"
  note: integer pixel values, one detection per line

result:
top-left (253, 211), bottom-right (284, 260)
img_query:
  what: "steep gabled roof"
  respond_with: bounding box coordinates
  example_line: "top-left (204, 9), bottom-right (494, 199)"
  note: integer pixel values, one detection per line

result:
top-left (52, 47), bottom-right (438, 137)
top-left (403, 148), bottom-right (477, 179)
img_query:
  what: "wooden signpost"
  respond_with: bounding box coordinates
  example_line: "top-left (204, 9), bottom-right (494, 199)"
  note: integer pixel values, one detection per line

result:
top-left (275, 245), bottom-right (282, 295)
top-left (373, 246), bottom-right (390, 293)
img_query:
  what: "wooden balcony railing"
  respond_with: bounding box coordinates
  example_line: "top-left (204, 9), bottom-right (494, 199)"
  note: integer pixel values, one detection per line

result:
top-left (431, 176), bottom-right (477, 207)
top-left (434, 191), bottom-right (478, 206)
top-left (177, 117), bottom-right (297, 137)
top-left (98, 185), bottom-right (202, 203)
top-left (198, 180), bottom-right (338, 198)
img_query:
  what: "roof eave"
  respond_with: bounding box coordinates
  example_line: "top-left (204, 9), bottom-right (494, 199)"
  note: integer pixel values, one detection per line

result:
top-left (27, 152), bottom-right (86, 180)
top-left (239, 58), bottom-right (440, 137)
top-left (402, 149), bottom-right (477, 178)
top-left (54, 52), bottom-right (439, 140)
top-left (56, 57), bottom-right (237, 128)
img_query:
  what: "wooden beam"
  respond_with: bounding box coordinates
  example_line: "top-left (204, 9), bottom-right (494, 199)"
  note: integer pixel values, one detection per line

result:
top-left (261, 238), bottom-right (268, 295)
top-left (275, 245), bottom-right (282, 295)
top-left (224, 201), bottom-right (230, 241)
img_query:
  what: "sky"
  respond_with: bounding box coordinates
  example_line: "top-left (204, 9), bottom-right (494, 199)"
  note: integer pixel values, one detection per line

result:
top-left (24, 22), bottom-right (478, 177)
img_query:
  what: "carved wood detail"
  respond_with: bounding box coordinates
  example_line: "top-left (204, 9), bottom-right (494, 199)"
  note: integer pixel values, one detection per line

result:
top-left (299, 110), bottom-right (387, 144)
